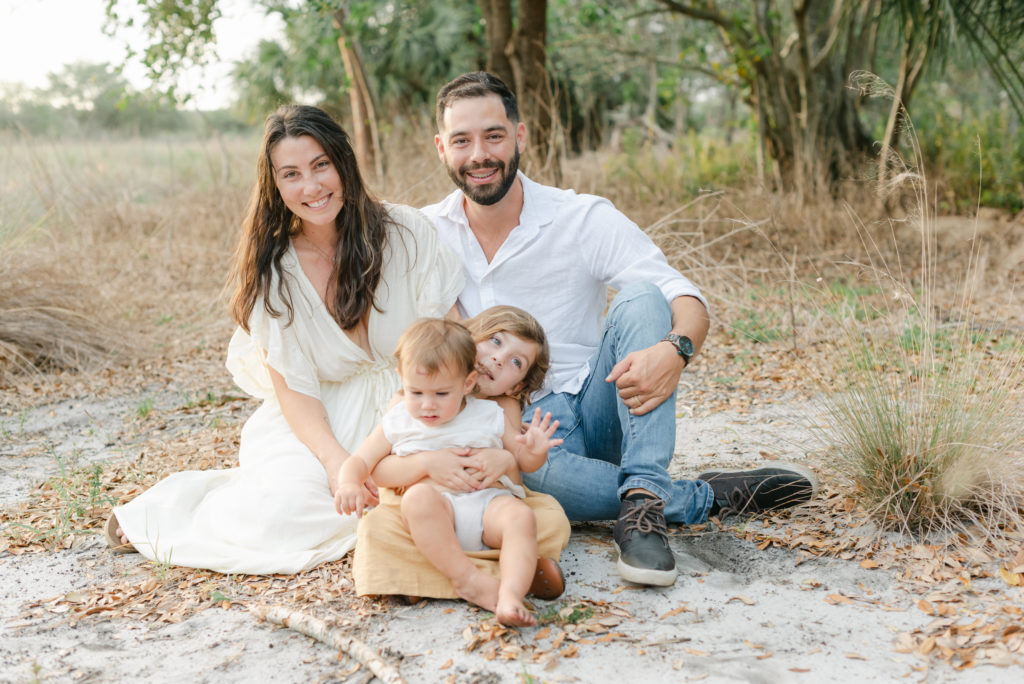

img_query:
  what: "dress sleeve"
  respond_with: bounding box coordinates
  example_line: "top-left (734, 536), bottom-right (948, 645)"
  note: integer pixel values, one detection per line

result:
top-left (225, 272), bottom-right (321, 401)
top-left (391, 204), bottom-right (464, 318)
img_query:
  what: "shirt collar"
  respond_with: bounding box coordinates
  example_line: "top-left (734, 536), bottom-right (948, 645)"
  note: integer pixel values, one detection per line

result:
top-left (439, 172), bottom-right (553, 233)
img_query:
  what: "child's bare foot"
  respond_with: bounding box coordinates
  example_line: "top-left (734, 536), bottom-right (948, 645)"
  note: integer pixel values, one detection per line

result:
top-left (495, 593), bottom-right (536, 627)
top-left (451, 568), bottom-right (499, 613)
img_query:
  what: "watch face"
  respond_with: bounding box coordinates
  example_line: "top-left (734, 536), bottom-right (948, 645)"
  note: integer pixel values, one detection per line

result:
top-left (679, 336), bottom-right (694, 356)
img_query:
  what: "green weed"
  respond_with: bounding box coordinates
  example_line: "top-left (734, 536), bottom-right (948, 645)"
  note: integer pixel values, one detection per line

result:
top-left (821, 279), bottom-right (885, 322)
top-left (6, 449), bottom-right (117, 548)
top-left (729, 308), bottom-right (787, 344)
top-left (180, 391), bottom-right (219, 410)
top-left (536, 601), bottom-right (594, 625)
top-left (136, 398), bottom-right (154, 418)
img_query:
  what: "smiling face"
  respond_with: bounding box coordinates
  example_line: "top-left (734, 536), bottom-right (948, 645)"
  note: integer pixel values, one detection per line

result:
top-left (401, 363), bottom-right (478, 427)
top-left (435, 94), bottom-right (526, 207)
top-left (474, 331), bottom-right (538, 398)
top-left (270, 134), bottom-right (345, 231)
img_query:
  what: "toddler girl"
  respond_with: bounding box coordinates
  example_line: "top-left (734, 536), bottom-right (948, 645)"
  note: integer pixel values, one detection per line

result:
top-left (336, 312), bottom-right (560, 625)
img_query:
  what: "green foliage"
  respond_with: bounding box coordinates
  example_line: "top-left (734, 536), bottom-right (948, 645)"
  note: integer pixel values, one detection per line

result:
top-left (602, 128), bottom-right (756, 204)
top-left (104, 0), bottom-right (221, 103)
top-left (0, 63), bottom-right (193, 136)
top-left (729, 308), bottom-right (787, 344)
top-left (916, 102), bottom-right (1024, 213)
top-left (827, 328), bottom-right (1024, 537)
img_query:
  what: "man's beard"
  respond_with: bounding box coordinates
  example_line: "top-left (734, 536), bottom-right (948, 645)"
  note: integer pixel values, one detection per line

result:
top-left (446, 148), bottom-right (520, 206)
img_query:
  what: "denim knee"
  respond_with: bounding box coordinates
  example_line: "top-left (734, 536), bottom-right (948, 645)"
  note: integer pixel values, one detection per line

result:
top-left (606, 282), bottom-right (671, 329)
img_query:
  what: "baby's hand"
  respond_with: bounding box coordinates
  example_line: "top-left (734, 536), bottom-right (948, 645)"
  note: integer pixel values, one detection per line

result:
top-left (516, 408), bottom-right (563, 457)
top-left (334, 481), bottom-right (368, 517)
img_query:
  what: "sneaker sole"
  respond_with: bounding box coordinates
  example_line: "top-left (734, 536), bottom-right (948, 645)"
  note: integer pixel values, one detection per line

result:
top-left (701, 462), bottom-right (820, 500)
top-left (613, 542), bottom-right (677, 586)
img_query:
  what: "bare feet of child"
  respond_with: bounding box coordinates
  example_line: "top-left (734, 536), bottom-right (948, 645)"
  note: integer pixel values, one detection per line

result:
top-left (495, 590), bottom-right (537, 627)
top-left (451, 567), bottom-right (500, 614)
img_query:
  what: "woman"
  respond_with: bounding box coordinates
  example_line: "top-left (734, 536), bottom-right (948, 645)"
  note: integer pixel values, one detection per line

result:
top-left (107, 105), bottom-right (569, 584)
top-left (106, 105), bottom-right (464, 574)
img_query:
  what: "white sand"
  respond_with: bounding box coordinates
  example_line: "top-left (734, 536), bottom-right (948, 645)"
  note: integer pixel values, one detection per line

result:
top-left (2, 396), bottom-right (1020, 683)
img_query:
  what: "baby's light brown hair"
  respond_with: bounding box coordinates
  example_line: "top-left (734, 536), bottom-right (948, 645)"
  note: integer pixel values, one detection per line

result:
top-left (463, 305), bottom-right (549, 407)
top-left (393, 318), bottom-right (476, 378)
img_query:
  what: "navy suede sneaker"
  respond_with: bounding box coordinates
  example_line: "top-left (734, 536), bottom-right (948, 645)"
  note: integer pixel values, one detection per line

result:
top-left (698, 465), bottom-right (818, 518)
top-left (612, 494), bottom-right (677, 586)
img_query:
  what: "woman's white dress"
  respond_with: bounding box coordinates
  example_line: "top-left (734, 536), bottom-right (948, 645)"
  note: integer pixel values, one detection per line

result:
top-left (114, 205), bottom-right (463, 575)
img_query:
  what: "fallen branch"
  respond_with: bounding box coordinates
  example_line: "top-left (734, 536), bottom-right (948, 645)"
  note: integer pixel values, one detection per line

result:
top-left (249, 604), bottom-right (405, 684)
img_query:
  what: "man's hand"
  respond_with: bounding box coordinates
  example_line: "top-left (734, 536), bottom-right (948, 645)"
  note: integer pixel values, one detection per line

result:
top-left (605, 340), bottom-right (684, 416)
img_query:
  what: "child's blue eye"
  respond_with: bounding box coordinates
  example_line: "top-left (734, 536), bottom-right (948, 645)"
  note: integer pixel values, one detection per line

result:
top-left (512, 358), bottom-right (522, 368)
top-left (491, 335), bottom-right (501, 346)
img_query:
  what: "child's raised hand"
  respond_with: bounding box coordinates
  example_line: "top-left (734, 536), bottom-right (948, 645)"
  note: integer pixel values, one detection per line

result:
top-left (515, 408), bottom-right (563, 457)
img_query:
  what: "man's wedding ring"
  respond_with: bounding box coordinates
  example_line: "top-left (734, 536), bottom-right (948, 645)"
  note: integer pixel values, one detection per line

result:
top-left (633, 396), bottom-right (641, 408)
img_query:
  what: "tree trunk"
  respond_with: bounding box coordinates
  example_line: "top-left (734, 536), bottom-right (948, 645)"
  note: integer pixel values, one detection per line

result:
top-left (333, 9), bottom-right (382, 180)
top-left (479, 0), bottom-right (515, 90)
top-left (478, 0), bottom-right (561, 183)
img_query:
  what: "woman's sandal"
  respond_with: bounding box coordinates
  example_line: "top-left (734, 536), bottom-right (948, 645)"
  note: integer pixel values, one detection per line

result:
top-left (104, 512), bottom-right (136, 554)
top-left (528, 557), bottom-right (565, 600)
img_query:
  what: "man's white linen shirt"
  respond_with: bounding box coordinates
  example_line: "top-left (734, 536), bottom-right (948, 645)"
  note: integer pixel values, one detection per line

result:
top-left (421, 172), bottom-right (708, 399)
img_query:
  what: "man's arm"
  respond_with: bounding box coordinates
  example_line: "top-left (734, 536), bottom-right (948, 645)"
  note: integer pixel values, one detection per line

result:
top-left (604, 294), bottom-right (710, 416)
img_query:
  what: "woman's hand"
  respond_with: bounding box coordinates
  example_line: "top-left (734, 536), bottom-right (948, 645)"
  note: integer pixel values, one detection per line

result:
top-left (466, 447), bottom-right (517, 489)
top-left (418, 448), bottom-right (486, 491)
top-left (361, 476), bottom-right (380, 508)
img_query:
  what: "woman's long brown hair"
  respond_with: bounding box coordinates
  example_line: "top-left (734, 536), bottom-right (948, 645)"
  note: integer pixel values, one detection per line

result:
top-left (229, 105), bottom-right (394, 332)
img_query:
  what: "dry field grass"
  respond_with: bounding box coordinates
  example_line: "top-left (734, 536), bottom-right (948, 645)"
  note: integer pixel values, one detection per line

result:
top-left (4, 130), bottom-right (1022, 398)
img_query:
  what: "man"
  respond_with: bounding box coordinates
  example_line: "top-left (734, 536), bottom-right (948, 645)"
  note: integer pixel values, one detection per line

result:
top-left (421, 71), bottom-right (817, 587)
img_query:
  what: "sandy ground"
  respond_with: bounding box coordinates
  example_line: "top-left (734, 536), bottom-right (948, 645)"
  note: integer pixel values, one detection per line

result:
top-left (2, 393), bottom-right (1022, 683)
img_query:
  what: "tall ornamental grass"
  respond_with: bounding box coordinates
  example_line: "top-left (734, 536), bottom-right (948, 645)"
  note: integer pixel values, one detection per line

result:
top-left (821, 80), bottom-right (1024, 542)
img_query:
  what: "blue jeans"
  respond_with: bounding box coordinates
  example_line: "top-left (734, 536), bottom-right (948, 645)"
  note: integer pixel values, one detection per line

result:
top-left (522, 283), bottom-right (713, 524)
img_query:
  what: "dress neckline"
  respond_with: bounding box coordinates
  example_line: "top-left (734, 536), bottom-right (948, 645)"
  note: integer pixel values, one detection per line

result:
top-left (287, 240), bottom-right (377, 362)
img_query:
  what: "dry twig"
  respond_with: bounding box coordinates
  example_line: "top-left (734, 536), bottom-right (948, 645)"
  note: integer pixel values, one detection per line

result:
top-left (248, 603), bottom-right (405, 684)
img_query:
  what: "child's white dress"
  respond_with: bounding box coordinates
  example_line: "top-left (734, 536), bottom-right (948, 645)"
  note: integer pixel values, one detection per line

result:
top-left (114, 205), bottom-right (463, 574)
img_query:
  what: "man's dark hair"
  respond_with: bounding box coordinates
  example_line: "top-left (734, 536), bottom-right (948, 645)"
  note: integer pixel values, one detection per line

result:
top-left (435, 71), bottom-right (518, 131)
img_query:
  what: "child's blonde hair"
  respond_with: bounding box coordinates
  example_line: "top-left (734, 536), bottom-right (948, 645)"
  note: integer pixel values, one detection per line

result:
top-left (394, 318), bottom-right (476, 378)
top-left (463, 305), bottom-right (549, 407)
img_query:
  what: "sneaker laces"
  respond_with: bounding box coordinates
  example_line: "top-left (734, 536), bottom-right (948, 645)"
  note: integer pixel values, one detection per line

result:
top-left (718, 482), bottom-right (761, 519)
top-left (620, 498), bottom-right (669, 537)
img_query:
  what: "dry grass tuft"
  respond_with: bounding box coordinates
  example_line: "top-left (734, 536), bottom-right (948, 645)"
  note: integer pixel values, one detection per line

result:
top-left (0, 259), bottom-right (126, 383)
top-left (0, 134), bottom-right (251, 390)
top-left (824, 318), bottom-right (1024, 542)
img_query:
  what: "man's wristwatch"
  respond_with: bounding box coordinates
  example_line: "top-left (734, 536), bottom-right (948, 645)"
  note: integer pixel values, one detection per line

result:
top-left (662, 333), bottom-right (694, 367)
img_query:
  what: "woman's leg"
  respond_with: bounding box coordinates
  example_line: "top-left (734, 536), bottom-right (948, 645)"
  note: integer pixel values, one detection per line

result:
top-left (481, 495), bottom-right (538, 626)
top-left (400, 484), bottom-right (498, 612)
